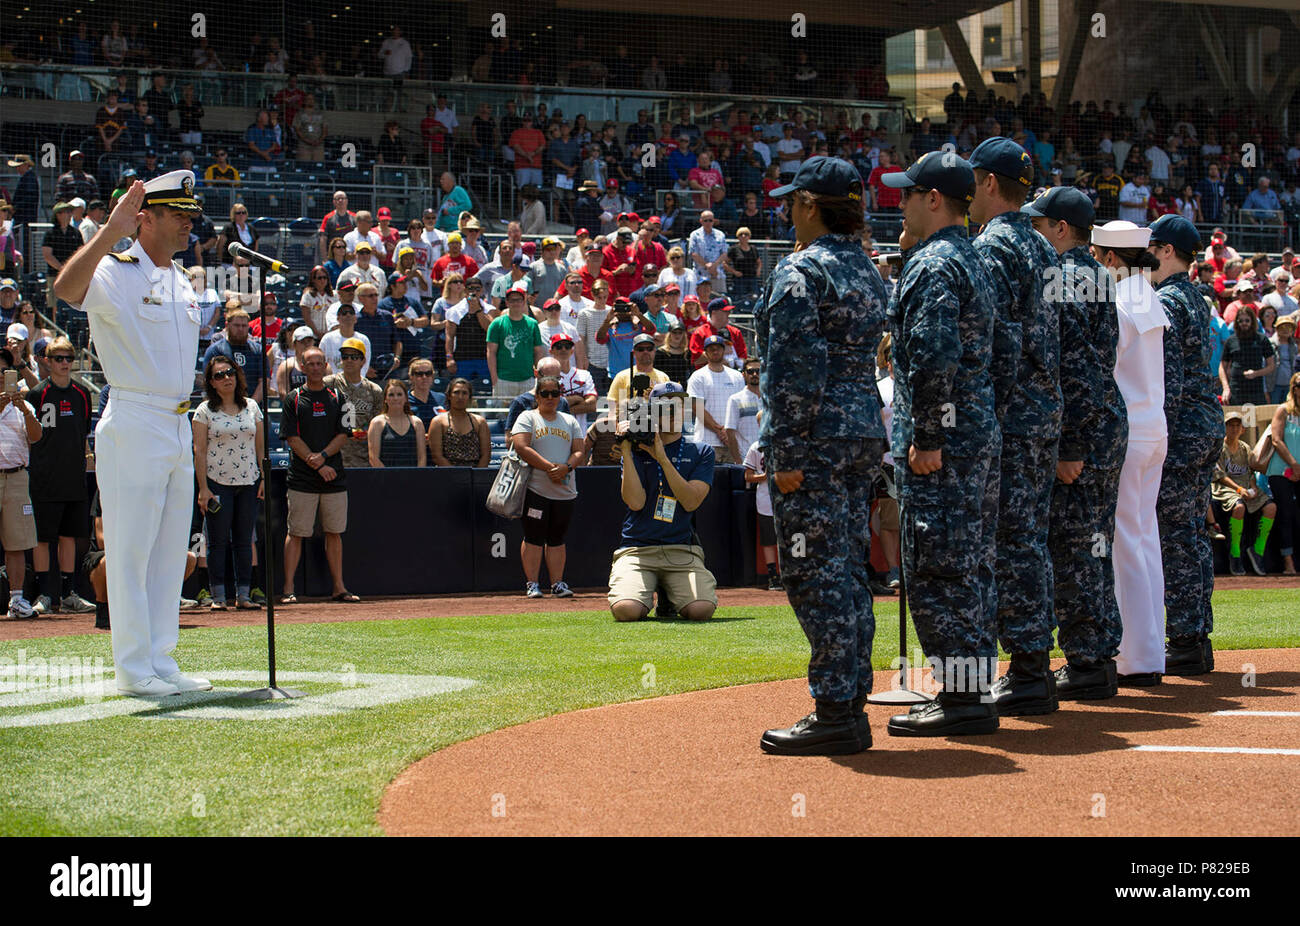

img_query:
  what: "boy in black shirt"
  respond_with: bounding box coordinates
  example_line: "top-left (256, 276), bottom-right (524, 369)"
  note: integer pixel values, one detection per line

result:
top-left (26, 336), bottom-right (97, 614)
top-left (279, 347), bottom-right (359, 603)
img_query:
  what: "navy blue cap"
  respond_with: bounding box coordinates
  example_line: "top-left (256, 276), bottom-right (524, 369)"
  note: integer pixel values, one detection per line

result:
top-left (706, 297), bottom-right (733, 314)
top-left (969, 137), bottom-right (1035, 187)
top-left (881, 150), bottom-right (975, 202)
top-left (649, 381), bottom-right (687, 398)
top-left (768, 156), bottom-right (864, 201)
top-left (1148, 215), bottom-right (1201, 256)
top-left (1021, 187), bottom-right (1095, 228)
top-left (703, 334), bottom-right (727, 348)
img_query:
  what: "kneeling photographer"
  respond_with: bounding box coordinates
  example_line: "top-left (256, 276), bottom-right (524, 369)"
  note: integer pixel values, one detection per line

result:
top-left (608, 381), bottom-right (718, 622)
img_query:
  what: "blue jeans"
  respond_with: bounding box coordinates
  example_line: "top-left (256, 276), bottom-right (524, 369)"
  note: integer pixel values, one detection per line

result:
top-left (1270, 383), bottom-right (1290, 404)
top-left (204, 481), bottom-right (258, 600)
top-left (455, 357), bottom-right (489, 382)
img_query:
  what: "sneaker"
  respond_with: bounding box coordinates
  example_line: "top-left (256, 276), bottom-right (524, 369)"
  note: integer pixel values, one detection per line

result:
top-left (249, 587), bottom-right (268, 606)
top-left (551, 581), bottom-right (574, 598)
top-left (886, 567), bottom-right (900, 589)
top-left (767, 572), bottom-right (784, 591)
top-left (1244, 547), bottom-right (1267, 576)
top-left (60, 592), bottom-right (96, 614)
top-left (31, 595), bottom-right (53, 615)
top-left (1229, 556), bottom-right (1246, 576)
top-left (8, 596), bottom-right (34, 619)
top-left (179, 596), bottom-right (200, 610)
top-left (526, 581), bottom-right (544, 599)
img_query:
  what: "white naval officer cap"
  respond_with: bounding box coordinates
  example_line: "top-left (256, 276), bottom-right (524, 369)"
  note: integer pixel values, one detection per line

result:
top-left (142, 170), bottom-right (202, 213)
top-left (1090, 220), bottom-right (1151, 249)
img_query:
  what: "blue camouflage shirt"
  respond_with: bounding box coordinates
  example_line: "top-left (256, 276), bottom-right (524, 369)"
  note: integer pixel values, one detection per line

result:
top-left (887, 224), bottom-right (999, 459)
top-left (755, 233), bottom-right (888, 472)
top-left (1156, 273), bottom-right (1225, 451)
top-left (975, 211), bottom-right (1063, 438)
top-left (1055, 245), bottom-right (1128, 469)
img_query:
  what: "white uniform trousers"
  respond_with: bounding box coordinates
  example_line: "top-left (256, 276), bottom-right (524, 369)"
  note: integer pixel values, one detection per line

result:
top-left (96, 397), bottom-right (195, 687)
top-left (1114, 437), bottom-right (1168, 676)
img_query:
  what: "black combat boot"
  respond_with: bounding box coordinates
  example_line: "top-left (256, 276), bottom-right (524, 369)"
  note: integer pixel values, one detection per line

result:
top-left (1165, 635), bottom-right (1211, 676)
top-left (1053, 658), bottom-right (1118, 700)
top-left (851, 693), bottom-right (874, 743)
top-left (988, 651), bottom-right (1059, 716)
top-left (760, 699), bottom-right (867, 755)
top-left (886, 689), bottom-right (998, 737)
top-left (94, 601), bottom-right (110, 630)
top-left (1117, 671), bottom-right (1163, 687)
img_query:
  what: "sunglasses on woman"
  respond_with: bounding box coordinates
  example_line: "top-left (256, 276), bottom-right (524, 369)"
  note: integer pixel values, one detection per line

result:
top-left (537, 390), bottom-right (562, 398)
top-left (211, 368), bottom-right (236, 381)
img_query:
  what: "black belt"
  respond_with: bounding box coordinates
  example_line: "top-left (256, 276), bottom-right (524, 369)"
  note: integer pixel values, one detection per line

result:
top-left (0, 466), bottom-right (26, 474)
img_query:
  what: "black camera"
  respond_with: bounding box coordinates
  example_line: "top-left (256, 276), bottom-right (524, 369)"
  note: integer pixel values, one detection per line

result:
top-left (620, 373), bottom-right (655, 447)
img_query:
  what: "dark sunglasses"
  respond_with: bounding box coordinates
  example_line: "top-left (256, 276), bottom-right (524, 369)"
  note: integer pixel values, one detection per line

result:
top-left (411, 370), bottom-right (434, 376)
top-left (48, 354), bottom-right (75, 363)
top-left (337, 308), bottom-right (356, 315)
top-left (211, 368), bottom-right (236, 380)
top-left (340, 351), bottom-right (364, 360)
top-left (745, 368), bottom-right (760, 375)
top-left (634, 345), bottom-right (655, 352)
top-left (537, 390), bottom-right (562, 398)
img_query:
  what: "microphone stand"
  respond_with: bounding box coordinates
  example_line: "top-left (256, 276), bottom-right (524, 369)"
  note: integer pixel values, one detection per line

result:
top-left (239, 258), bottom-right (304, 701)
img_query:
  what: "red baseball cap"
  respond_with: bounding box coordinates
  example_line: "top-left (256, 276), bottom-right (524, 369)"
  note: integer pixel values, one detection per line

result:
top-left (662, 282), bottom-right (681, 294)
top-left (682, 294), bottom-right (700, 304)
top-left (626, 212), bottom-right (641, 222)
top-left (576, 228), bottom-right (590, 238)
top-left (607, 179), bottom-right (619, 189)
top-left (549, 332), bottom-right (575, 347)
top-left (377, 207), bottom-right (392, 219)
top-left (646, 216), bottom-right (661, 225)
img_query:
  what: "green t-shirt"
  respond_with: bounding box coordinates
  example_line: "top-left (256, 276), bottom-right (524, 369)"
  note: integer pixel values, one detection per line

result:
top-left (487, 313), bottom-right (543, 381)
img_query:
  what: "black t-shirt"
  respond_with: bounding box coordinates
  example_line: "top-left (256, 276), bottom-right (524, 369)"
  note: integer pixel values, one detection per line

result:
top-left (46, 223), bottom-right (84, 268)
top-left (27, 378), bottom-right (92, 501)
top-left (654, 348), bottom-right (694, 388)
top-left (280, 385), bottom-right (352, 493)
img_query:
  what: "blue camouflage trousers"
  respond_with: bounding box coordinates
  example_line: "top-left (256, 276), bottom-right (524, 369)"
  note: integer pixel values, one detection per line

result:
top-left (1158, 434), bottom-right (1220, 640)
top-left (1048, 465), bottom-right (1123, 663)
top-left (899, 452), bottom-right (1000, 692)
top-left (770, 438), bottom-right (883, 702)
top-left (996, 435), bottom-right (1060, 654)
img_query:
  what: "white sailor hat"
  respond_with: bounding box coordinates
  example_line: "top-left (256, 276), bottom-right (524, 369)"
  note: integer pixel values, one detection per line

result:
top-left (1090, 220), bottom-right (1151, 249)
top-left (142, 170), bottom-right (201, 213)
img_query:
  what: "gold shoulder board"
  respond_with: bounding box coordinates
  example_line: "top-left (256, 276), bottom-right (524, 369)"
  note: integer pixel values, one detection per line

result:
top-left (108, 252), bottom-right (139, 263)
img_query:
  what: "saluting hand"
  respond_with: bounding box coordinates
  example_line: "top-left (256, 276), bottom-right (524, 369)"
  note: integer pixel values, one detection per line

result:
top-left (106, 181), bottom-right (148, 238)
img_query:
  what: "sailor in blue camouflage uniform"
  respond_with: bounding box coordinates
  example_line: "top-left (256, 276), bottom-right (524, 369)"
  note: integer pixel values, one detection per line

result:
top-left (1148, 214), bottom-right (1224, 676)
top-left (968, 137), bottom-right (1065, 717)
top-left (878, 152), bottom-right (1003, 737)
top-left (1024, 187), bottom-right (1129, 700)
top-left (755, 157), bottom-right (890, 756)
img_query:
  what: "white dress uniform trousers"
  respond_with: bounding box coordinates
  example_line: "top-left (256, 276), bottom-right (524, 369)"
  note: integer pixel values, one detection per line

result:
top-left (74, 241), bottom-right (202, 687)
top-left (1111, 272), bottom-right (1170, 676)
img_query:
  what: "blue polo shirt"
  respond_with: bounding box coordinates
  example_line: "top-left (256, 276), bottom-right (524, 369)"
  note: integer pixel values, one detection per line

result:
top-left (604, 321), bottom-right (641, 377)
top-left (354, 308), bottom-right (398, 357)
top-left (622, 437), bottom-right (715, 547)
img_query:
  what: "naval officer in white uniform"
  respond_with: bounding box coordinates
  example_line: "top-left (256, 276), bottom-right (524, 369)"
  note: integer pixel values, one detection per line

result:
top-left (54, 171), bottom-right (213, 697)
top-left (1090, 220), bottom-right (1171, 685)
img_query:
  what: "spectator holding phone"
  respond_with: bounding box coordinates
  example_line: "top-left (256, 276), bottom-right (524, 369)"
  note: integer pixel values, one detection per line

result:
top-left (0, 347), bottom-right (41, 619)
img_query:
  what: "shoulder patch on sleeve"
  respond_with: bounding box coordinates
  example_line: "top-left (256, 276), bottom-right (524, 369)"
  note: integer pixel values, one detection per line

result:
top-left (108, 252), bottom-right (139, 263)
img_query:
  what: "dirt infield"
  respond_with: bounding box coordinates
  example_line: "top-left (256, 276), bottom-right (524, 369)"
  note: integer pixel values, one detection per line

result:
top-left (380, 648), bottom-right (1300, 836)
top-left (2, 575), bottom-right (1294, 641)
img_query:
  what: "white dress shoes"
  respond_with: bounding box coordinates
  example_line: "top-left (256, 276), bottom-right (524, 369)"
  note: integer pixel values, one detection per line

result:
top-left (159, 672), bottom-right (213, 692)
top-left (117, 675), bottom-right (181, 697)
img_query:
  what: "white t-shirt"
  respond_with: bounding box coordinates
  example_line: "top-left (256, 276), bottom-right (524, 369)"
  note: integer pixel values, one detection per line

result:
top-left (319, 328), bottom-right (372, 377)
top-left (657, 266), bottom-right (698, 297)
top-left (776, 137), bottom-right (804, 174)
top-left (192, 399), bottom-right (264, 485)
top-left (324, 299), bottom-right (358, 332)
top-left (1118, 182), bottom-right (1151, 224)
top-left (723, 387), bottom-right (762, 457)
top-left (511, 408), bottom-right (580, 501)
top-left (300, 289), bottom-right (332, 332)
top-left (344, 228), bottom-right (386, 258)
top-left (557, 294), bottom-right (592, 324)
top-left (538, 319), bottom-right (580, 348)
top-left (379, 37), bottom-right (412, 76)
top-left (877, 373), bottom-right (895, 466)
top-left (557, 366), bottom-right (597, 432)
top-left (687, 364), bottom-right (745, 448)
top-left (743, 441), bottom-right (772, 517)
top-left (336, 262), bottom-right (387, 297)
top-left (0, 399), bottom-right (35, 469)
top-left (1145, 145), bottom-right (1171, 181)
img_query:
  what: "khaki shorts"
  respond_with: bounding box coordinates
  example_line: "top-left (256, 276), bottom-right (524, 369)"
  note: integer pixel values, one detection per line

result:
top-left (0, 469), bottom-right (37, 551)
top-left (287, 489), bottom-right (348, 537)
top-left (607, 544), bottom-right (718, 611)
top-left (878, 495), bottom-right (900, 531)
top-left (493, 377), bottom-right (535, 399)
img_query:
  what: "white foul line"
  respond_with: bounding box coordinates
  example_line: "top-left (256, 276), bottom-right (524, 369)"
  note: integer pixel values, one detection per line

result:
top-left (1212, 711), bottom-right (1300, 717)
top-left (1132, 745), bottom-right (1300, 756)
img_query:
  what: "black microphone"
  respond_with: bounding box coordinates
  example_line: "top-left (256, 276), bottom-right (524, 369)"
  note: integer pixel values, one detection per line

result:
top-left (227, 241), bottom-right (289, 274)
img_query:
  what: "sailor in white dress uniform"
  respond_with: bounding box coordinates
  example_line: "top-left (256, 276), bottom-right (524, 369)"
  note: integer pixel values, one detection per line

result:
top-left (1091, 220), bottom-right (1171, 682)
top-left (54, 170), bottom-right (213, 697)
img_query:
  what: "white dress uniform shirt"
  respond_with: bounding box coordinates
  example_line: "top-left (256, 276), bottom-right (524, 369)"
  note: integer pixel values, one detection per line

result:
top-left (78, 239), bottom-right (202, 400)
top-left (1113, 272), bottom-right (1169, 443)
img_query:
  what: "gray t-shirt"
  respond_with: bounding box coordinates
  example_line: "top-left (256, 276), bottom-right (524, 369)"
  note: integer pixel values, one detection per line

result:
top-left (511, 408), bottom-right (580, 500)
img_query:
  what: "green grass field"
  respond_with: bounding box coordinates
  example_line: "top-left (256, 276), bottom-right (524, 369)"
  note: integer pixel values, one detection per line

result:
top-left (1, 588), bottom-right (1297, 836)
